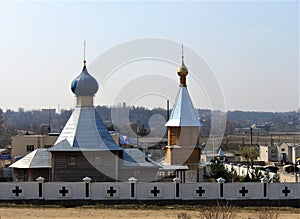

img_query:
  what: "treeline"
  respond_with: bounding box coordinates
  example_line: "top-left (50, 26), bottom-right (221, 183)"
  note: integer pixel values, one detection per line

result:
top-left (0, 106), bottom-right (299, 147)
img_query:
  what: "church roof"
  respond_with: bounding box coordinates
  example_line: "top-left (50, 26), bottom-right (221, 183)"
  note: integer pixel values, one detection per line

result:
top-left (50, 107), bottom-right (123, 152)
top-left (10, 149), bottom-right (51, 169)
top-left (165, 86), bottom-right (201, 127)
top-left (121, 148), bottom-right (159, 168)
top-left (218, 148), bottom-right (224, 156)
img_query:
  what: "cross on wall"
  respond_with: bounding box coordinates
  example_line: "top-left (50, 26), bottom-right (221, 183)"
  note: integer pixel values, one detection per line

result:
top-left (239, 187), bottom-right (248, 197)
top-left (12, 186), bottom-right (22, 197)
top-left (150, 187), bottom-right (160, 197)
top-left (282, 186), bottom-right (290, 197)
top-left (107, 187), bottom-right (117, 197)
top-left (59, 186), bottom-right (69, 197)
top-left (196, 187), bottom-right (206, 197)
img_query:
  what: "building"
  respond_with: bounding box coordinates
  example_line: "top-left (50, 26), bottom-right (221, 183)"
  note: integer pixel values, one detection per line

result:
top-left (258, 145), bottom-right (278, 162)
top-left (10, 58), bottom-right (158, 182)
top-left (258, 142), bottom-right (300, 164)
top-left (11, 134), bottom-right (58, 162)
top-left (277, 142), bottom-right (300, 163)
top-left (161, 51), bottom-right (202, 182)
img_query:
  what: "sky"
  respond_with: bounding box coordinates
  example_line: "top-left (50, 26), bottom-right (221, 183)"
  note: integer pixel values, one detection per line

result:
top-left (0, 1), bottom-right (298, 112)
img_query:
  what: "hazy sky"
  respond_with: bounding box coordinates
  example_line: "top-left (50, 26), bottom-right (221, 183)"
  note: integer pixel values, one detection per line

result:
top-left (0, 1), bottom-right (298, 112)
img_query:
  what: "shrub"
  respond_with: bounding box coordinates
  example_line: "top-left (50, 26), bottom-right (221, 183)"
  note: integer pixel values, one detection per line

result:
top-left (200, 204), bottom-right (236, 219)
top-left (177, 212), bottom-right (192, 219)
top-left (256, 210), bottom-right (279, 219)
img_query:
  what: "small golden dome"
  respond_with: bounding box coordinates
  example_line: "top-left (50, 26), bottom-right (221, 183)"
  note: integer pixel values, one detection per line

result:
top-left (177, 60), bottom-right (188, 77)
top-left (178, 44), bottom-right (188, 77)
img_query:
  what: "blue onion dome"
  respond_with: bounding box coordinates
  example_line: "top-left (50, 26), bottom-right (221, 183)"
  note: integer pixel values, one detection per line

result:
top-left (71, 61), bottom-right (99, 96)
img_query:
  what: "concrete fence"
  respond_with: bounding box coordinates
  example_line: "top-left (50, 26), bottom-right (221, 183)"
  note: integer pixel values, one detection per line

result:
top-left (0, 177), bottom-right (299, 204)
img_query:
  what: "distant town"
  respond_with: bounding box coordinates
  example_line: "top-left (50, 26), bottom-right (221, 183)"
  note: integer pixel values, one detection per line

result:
top-left (0, 106), bottom-right (299, 182)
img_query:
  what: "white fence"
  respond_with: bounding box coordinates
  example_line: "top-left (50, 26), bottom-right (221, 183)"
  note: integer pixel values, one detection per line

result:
top-left (0, 179), bottom-right (299, 202)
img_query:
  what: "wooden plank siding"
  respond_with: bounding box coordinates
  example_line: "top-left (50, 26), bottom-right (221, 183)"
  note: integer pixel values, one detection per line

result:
top-left (166, 126), bottom-right (200, 166)
top-left (51, 151), bottom-right (122, 182)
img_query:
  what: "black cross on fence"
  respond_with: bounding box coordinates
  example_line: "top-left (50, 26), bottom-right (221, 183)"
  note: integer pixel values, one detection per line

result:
top-left (12, 186), bottom-right (22, 197)
top-left (107, 186), bottom-right (117, 197)
top-left (239, 187), bottom-right (248, 197)
top-left (282, 186), bottom-right (290, 197)
top-left (59, 186), bottom-right (68, 197)
top-left (196, 187), bottom-right (206, 197)
top-left (150, 186), bottom-right (160, 197)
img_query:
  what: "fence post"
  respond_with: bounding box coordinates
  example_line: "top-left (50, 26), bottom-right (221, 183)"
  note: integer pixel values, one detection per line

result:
top-left (216, 177), bottom-right (226, 199)
top-left (173, 177), bottom-right (181, 199)
top-left (82, 177), bottom-right (91, 199)
top-left (260, 176), bottom-right (269, 198)
top-left (36, 176), bottom-right (45, 199)
top-left (128, 177), bottom-right (137, 199)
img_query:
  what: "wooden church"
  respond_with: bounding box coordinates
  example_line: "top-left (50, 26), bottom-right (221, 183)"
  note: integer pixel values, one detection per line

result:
top-left (10, 57), bottom-right (159, 182)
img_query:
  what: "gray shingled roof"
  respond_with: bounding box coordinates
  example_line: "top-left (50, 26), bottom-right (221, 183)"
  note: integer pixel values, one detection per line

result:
top-left (122, 148), bottom-right (159, 168)
top-left (50, 107), bottom-right (123, 152)
top-left (9, 149), bottom-right (51, 169)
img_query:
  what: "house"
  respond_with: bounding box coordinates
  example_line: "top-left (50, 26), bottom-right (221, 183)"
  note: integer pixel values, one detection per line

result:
top-left (258, 142), bottom-right (300, 164)
top-left (276, 142), bottom-right (300, 164)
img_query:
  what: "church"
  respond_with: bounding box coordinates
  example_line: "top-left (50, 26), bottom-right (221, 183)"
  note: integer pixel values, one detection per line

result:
top-left (10, 58), bottom-right (159, 182)
top-left (10, 48), bottom-right (202, 183)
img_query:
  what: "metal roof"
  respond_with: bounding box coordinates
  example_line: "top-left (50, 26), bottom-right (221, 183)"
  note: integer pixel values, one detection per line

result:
top-left (50, 107), bottom-right (123, 152)
top-left (218, 148), bottom-right (224, 156)
top-left (9, 149), bottom-right (51, 169)
top-left (121, 148), bottom-right (159, 168)
top-left (158, 161), bottom-right (189, 170)
top-left (165, 86), bottom-right (201, 127)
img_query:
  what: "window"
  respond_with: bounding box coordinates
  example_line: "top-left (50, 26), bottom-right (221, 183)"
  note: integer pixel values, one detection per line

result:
top-left (44, 145), bottom-right (52, 149)
top-left (271, 150), bottom-right (277, 158)
top-left (26, 145), bottom-right (34, 152)
top-left (281, 148), bottom-right (285, 152)
top-left (68, 157), bottom-right (76, 166)
top-left (94, 157), bottom-right (102, 166)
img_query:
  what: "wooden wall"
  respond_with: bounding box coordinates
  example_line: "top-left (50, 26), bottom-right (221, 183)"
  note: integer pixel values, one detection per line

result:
top-left (166, 126), bottom-right (200, 166)
top-left (51, 151), bottom-right (121, 182)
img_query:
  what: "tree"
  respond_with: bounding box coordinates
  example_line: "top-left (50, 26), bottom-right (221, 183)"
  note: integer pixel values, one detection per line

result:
top-left (210, 158), bottom-right (231, 182)
top-left (241, 146), bottom-right (258, 169)
top-left (138, 124), bottom-right (149, 137)
top-left (248, 167), bottom-right (264, 182)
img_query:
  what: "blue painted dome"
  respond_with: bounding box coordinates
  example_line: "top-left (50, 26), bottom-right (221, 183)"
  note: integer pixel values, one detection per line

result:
top-left (71, 64), bottom-right (99, 96)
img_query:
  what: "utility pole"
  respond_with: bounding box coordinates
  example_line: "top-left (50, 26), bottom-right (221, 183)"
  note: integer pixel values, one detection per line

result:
top-left (250, 124), bottom-right (256, 146)
top-left (136, 119), bottom-right (140, 148)
top-left (166, 100), bottom-right (170, 121)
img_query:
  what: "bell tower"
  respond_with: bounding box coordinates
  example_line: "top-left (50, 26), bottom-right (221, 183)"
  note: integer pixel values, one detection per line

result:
top-left (165, 47), bottom-right (201, 170)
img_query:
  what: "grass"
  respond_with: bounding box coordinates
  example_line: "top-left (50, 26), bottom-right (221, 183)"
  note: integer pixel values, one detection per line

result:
top-left (0, 202), bottom-right (299, 217)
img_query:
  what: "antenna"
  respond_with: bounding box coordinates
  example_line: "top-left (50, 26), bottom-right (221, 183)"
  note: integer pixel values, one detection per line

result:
top-left (181, 44), bottom-right (184, 63)
top-left (83, 40), bottom-right (86, 66)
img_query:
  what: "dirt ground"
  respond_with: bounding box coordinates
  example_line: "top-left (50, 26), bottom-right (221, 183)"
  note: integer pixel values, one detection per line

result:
top-left (0, 206), bottom-right (299, 219)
